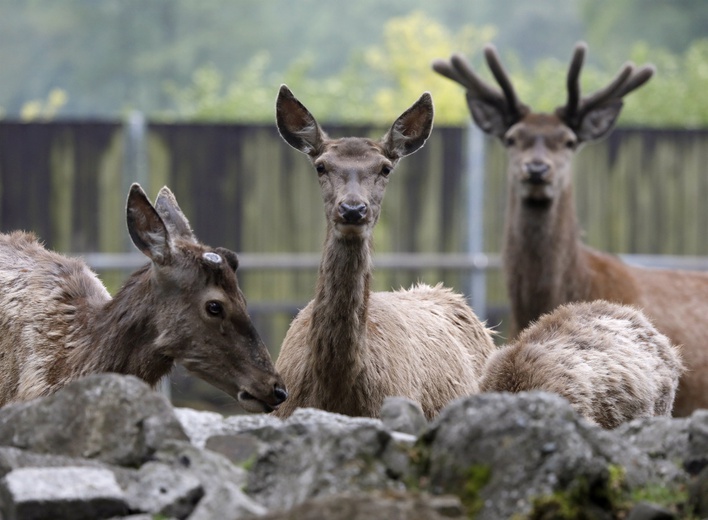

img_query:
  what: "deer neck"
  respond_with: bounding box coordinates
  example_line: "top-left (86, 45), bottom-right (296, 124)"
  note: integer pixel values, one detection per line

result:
top-left (308, 226), bottom-right (371, 398)
top-left (503, 184), bottom-right (592, 332)
top-left (71, 265), bottom-right (173, 385)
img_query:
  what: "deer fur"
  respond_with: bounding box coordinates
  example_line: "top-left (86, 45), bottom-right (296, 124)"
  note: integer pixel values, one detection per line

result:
top-left (0, 183), bottom-right (287, 411)
top-left (272, 85), bottom-right (496, 420)
top-left (479, 300), bottom-right (684, 429)
top-left (434, 42), bottom-right (708, 417)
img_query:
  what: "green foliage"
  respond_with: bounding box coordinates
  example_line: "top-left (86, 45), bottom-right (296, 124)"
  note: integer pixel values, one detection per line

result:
top-left (163, 12), bottom-right (494, 124)
top-left (460, 464), bottom-right (492, 516)
top-left (521, 464), bottom-right (691, 520)
top-left (161, 10), bottom-right (708, 128)
top-left (2, 1), bottom-right (708, 127)
top-left (20, 89), bottom-right (68, 121)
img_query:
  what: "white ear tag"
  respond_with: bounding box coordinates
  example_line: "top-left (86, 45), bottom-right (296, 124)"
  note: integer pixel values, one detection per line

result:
top-left (203, 252), bottom-right (223, 264)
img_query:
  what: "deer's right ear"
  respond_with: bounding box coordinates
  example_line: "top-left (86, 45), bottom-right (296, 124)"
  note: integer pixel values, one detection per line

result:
top-left (126, 183), bottom-right (171, 265)
top-left (275, 85), bottom-right (324, 156)
top-left (466, 94), bottom-right (510, 138)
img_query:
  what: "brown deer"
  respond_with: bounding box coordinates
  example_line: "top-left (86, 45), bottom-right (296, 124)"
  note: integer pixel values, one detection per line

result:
top-left (0, 183), bottom-right (287, 411)
top-left (433, 42), bottom-right (708, 416)
top-left (272, 85), bottom-right (496, 420)
top-left (480, 300), bottom-right (684, 429)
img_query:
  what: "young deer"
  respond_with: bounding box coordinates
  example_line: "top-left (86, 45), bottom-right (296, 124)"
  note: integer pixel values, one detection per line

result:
top-left (0, 184), bottom-right (287, 411)
top-left (433, 42), bottom-right (708, 416)
top-left (480, 300), bottom-right (684, 429)
top-left (272, 85), bottom-right (495, 419)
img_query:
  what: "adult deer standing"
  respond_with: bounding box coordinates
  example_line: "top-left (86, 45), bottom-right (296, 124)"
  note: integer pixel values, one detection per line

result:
top-left (273, 85), bottom-right (495, 419)
top-left (433, 42), bottom-right (708, 417)
top-left (0, 184), bottom-right (287, 411)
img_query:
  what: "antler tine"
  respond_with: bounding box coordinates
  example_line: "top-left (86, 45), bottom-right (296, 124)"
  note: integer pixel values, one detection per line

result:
top-left (483, 44), bottom-right (528, 121)
top-left (616, 64), bottom-right (655, 98)
top-left (435, 53), bottom-right (510, 102)
top-left (432, 45), bottom-right (529, 135)
top-left (577, 63), bottom-right (633, 115)
top-left (558, 42), bottom-right (655, 129)
top-left (431, 57), bottom-right (473, 89)
top-left (561, 42), bottom-right (587, 124)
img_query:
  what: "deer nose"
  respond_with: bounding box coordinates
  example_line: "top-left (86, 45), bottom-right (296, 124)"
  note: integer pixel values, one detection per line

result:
top-left (273, 384), bottom-right (288, 404)
top-left (339, 202), bottom-right (368, 224)
top-left (524, 161), bottom-right (550, 184)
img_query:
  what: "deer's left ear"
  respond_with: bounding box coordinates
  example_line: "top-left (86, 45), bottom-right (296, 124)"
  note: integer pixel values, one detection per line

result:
top-left (154, 186), bottom-right (197, 243)
top-left (382, 92), bottom-right (434, 159)
top-left (574, 100), bottom-right (623, 143)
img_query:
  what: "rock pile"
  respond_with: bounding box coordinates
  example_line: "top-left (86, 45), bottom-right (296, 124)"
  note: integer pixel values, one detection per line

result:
top-left (0, 373), bottom-right (705, 519)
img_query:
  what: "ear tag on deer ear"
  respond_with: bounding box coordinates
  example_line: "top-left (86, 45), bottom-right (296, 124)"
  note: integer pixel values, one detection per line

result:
top-left (203, 252), bottom-right (222, 264)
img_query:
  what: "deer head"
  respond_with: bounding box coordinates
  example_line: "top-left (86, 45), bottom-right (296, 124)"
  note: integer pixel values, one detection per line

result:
top-left (433, 43), bottom-right (654, 205)
top-left (275, 85), bottom-right (434, 239)
top-left (126, 184), bottom-right (287, 412)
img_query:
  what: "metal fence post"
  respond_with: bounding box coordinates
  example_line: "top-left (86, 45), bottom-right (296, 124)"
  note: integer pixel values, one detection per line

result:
top-left (121, 111), bottom-right (173, 399)
top-left (122, 111), bottom-right (148, 249)
top-left (465, 122), bottom-right (487, 319)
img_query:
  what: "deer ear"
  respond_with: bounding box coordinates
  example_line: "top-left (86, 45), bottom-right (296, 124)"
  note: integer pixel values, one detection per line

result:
top-left (154, 186), bottom-right (197, 243)
top-left (275, 85), bottom-right (324, 156)
top-left (126, 183), bottom-right (171, 265)
top-left (467, 95), bottom-right (510, 138)
top-left (383, 92), bottom-right (434, 159)
top-left (575, 99), bottom-right (623, 143)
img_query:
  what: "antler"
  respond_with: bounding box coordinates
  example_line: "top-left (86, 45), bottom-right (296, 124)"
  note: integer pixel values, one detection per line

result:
top-left (432, 44), bottom-right (529, 136)
top-left (555, 42), bottom-right (655, 131)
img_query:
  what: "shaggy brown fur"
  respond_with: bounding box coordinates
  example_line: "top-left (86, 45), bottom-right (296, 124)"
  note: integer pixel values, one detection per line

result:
top-left (0, 184), bottom-right (286, 411)
top-left (480, 300), bottom-right (684, 429)
top-left (273, 85), bottom-right (496, 419)
top-left (434, 43), bottom-right (708, 417)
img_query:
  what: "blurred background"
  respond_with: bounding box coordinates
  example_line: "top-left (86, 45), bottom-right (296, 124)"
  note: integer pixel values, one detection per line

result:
top-left (1, 0), bottom-right (707, 412)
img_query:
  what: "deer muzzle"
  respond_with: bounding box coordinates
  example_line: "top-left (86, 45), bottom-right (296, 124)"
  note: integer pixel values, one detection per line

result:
top-left (338, 202), bottom-right (368, 225)
top-left (238, 377), bottom-right (288, 413)
top-left (523, 161), bottom-right (551, 184)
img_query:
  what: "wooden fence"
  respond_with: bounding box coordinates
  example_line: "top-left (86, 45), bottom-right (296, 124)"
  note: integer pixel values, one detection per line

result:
top-left (2, 120), bottom-right (708, 409)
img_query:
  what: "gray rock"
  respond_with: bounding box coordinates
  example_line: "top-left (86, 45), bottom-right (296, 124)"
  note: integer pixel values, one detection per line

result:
top-left (684, 409), bottom-right (708, 475)
top-left (188, 481), bottom-right (266, 520)
top-left (0, 374), bottom-right (188, 467)
top-left (688, 465), bottom-right (708, 517)
top-left (615, 416), bottom-right (689, 483)
top-left (122, 461), bottom-right (203, 519)
top-left (260, 490), bottom-right (466, 520)
top-left (153, 440), bottom-right (266, 519)
top-left (243, 408), bottom-right (407, 510)
top-left (419, 391), bottom-right (662, 520)
top-left (0, 446), bottom-right (108, 478)
top-left (380, 396), bottom-right (428, 436)
top-left (625, 502), bottom-right (677, 520)
top-left (0, 466), bottom-right (127, 520)
top-left (205, 434), bottom-right (261, 466)
top-left (616, 416), bottom-right (690, 461)
top-left (173, 407), bottom-right (230, 449)
top-left (0, 374), bottom-right (698, 519)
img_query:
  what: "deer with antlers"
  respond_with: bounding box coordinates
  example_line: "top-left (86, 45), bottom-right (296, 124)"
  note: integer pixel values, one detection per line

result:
top-left (433, 43), bottom-right (708, 417)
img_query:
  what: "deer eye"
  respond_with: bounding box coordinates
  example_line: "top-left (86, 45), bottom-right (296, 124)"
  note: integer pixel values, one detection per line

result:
top-left (565, 138), bottom-right (577, 149)
top-left (315, 163), bottom-right (326, 175)
top-left (205, 301), bottom-right (224, 317)
top-left (504, 136), bottom-right (516, 147)
top-left (380, 165), bottom-right (392, 177)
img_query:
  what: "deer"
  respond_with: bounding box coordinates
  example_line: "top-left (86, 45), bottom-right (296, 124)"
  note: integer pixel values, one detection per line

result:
top-left (0, 183), bottom-right (288, 412)
top-left (479, 300), bottom-right (684, 429)
top-left (272, 85), bottom-right (496, 420)
top-left (433, 42), bottom-right (708, 417)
